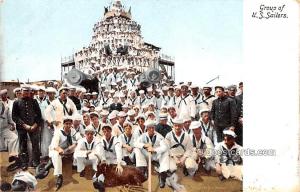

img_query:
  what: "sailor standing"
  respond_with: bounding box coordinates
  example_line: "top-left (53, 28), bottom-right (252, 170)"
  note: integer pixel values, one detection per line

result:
top-left (176, 84), bottom-right (196, 120)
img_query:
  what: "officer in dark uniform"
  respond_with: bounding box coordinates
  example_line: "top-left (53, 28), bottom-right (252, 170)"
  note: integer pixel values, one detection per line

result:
top-left (155, 113), bottom-right (172, 138)
top-left (12, 85), bottom-right (42, 168)
top-left (210, 86), bottom-right (238, 142)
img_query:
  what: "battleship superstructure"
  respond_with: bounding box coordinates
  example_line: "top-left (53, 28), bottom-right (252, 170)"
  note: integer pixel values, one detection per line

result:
top-left (61, 0), bottom-right (175, 81)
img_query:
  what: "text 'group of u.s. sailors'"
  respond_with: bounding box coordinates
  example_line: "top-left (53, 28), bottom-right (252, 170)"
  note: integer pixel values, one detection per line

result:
top-left (0, 66), bottom-right (243, 191)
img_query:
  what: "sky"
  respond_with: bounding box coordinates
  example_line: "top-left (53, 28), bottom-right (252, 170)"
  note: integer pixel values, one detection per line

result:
top-left (1, 0), bottom-right (243, 86)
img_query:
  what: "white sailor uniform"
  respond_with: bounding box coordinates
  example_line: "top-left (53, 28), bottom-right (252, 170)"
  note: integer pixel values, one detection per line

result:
top-left (177, 94), bottom-right (196, 119)
top-left (134, 132), bottom-right (169, 173)
top-left (74, 137), bottom-right (105, 172)
top-left (200, 120), bottom-right (218, 146)
top-left (100, 136), bottom-right (123, 165)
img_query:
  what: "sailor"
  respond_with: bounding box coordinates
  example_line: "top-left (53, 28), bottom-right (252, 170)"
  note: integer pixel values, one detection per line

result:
top-left (161, 86), bottom-right (170, 106)
top-left (136, 90), bottom-right (148, 108)
top-left (99, 90), bottom-right (112, 109)
top-left (189, 121), bottom-right (215, 175)
top-left (100, 124), bottom-right (124, 173)
top-left (90, 112), bottom-right (103, 141)
top-left (132, 114), bottom-right (146, 140)
top-left (68, 87), bottom-right (81, 111)
top-left (10, 170), bottom-right (38, 191)
top-left (109, 93), bottom-right (122, 112)
top-left (12, 85), bottom-right (42, 168)
top-left (127, 90), bottom-right (138, 107)
top-left (126, 109), bottom-right (136, 125)
top-left (177, 84), bottom-right (196, 120)
top-left (134, 120), bottom-right (170, 188)
top-left (165, 118), bottom-right (194, 177)
top-left (45, 87), bottom-right (78, 129)
top-left (112, 111), bottom-right (127, 136)
top-left (90, 92), bottom-right (100, 107)
top-left (155, 113), bottom-right (172, 138)
top-left (13, 87), bottom-right (22, 100)
top-left (49, 116), bottom-right (78, 190)
top-left (74, 126), bottom-right (106, 177)
top-left (182, 116), bottom-right (192, 135)
top-left (81, 113), bottom-right (91, 132)
top-left (72, 114), bottom-right (85, 140)
top-left (146, 87), bottom-right (157, 108)
top-left (108, 111), bottom-right (118, 127)
top-left (126, 72), bottom-right (137, 90)
top-left (116, 122), bottom-right (137, 165)
top-left (190, 85), bottom-right (202, 120)
top-left (199, 85), bottom-right (215, 111)
top-left (167, 87), bottom-right (176, 106)
top-left (0, 90), bottom-right (19, 164)
top-left (167, 105), bottom-right (178, 127)
top-left (199, 109), bottom-right (218, 146)
top-left (45, 87), bottom-right (57, 104)
top-left (215, 130), bottom-right (243, 181)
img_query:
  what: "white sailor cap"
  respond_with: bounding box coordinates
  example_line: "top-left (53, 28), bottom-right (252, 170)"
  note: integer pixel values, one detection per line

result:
top-left (199, 108), bottom-right (210, 116)
top-left (82, 107), bottom-right (90, 113)
top-left (139, 90), bottom-right (145, 94)
top-left (92, 92), bottom-right (98, 95)
top-left (95, 107), bottom-right (102, 113)
top-left (123, 121), bottom-right (133, 128)
top-left (111, 82), bottom-right (117, 86)
top-left (104, 89), bottom-right (109, 93)
top-left (21, 84), bottom-right (31, 91)
top-left (108, 111), bottom-right (117, 119)
top-left (162, 86), bottom-right (169, 91)
top-left (133, 105), bottom-right (140, 110)
top-left (175, 85), bottom-right (181, 90)
top-left (102, 123), bottom-right (112, 130)
top-left (189, 121), bottom-right (201, 130)
top-left (147, 87), bottom-right (152, 92)
top-left (119, 93), bottom-right (125, 98)
top-left (145, 120), bottom-right (156, 128)
top-left (58, 86), bottom-right (69, 93)
top-left (122, 103), bottom-right (129, 108)
top-left (100, 110), bottom-right (109, 116)
top-left (13, 87), bottom-right (21, 93)
top-left (101, 84), bottom-right (106, 88)
top-left (112, 93), bottom-right (119, 98)
top-left (181, 84), bottom-right (189, 88)
top-left (63, 116), bottom-right (73, 123)
top-left (116, 79), bottom-right (122, 83)
top-left (117, 111), bottom-right (127, 117)
top-left (202, 85), bottom-right (212, 89)
top-left (190, 85), bottom-right (198, 89)
top-left (183, 116), bottom-right (191, 122)
top-left (73, 114), bottom-right (82, 121)
top-left (159, 113), bottom-right (168, 120)
top-left (0, 89), bottom-right (8, 95)
top-left (127, 109), bottom-right (135, 116)
top-left (172, 118), bottom-right (184, 124)
top-left (30, 85), bottom-right (39, 91)
top-left (145, 111), bottom-right (155, 117)
top-left (142, 104), bottom-right (148, 109)
top-left (46, 87), bottom-right (57, 93)
top-left (136, 114), bottom-right (146, 121)
top-left (223, 130), bottom-right (237, 138)
top-left (86, 92), bottom-right (92, 96)
top-left (38, 86), bottom-right (46, 91)
top-left (85, 125), bottom-right (95, 133)
top-left (89, 112), bottom-right (99, 118)
top-left (160, 105), bottom-right (168, 110)
top-left (68, 86), bottom-right (76, 91)
top-left (110, 90), bottom-right (115, 94)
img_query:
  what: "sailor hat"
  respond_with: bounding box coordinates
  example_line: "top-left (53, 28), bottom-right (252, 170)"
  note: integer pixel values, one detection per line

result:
top-left (63, 116), bottom-right (73, 123)
top-left (85, 125), bottom-right (95, 133)
top-left (199, 108), bottom-right (210, 116)
top-left (0, 89), bottom-right (8, 95)
top-left (102, 123), bottom-right (112, 130)
top-left (111, 82), bottom-right (117, 86)
top-left (73, 114), bottom-right (82, 121)
top-left (223, 130), bottom-right (237, 138)
top-left (117, 111), bottom-right (127, 117)
top-left (100, 110), bottom-right (109, 116)
top-left (20, 84), bottom-right (31, 91)
top-left (189, 121), bottom-right (201, 130)
top-left (172, 118), bottom-right (184, 124)
top-left (159, 113), bottom-right (168, 120)
top-left (123, 121), bottom-right (133, 128)
top-left (108, 111), bottom-right (117, 119)
top-left (139, 90), bottom-right (145, 94)
top-left (110, 90), bottom-right (115, 94)
top-left (183, 116), bottom-right (191, 122)
top-left (89, 112), bottom-right (99, 118)
top-left (46, 87), bottom-right (57, 93)
top-left (13, 87), bottom-right (21, 93)
top-left (147, 87), bottom-right (152, 92)
top-left (92, 92), bottom-right (98, 95)
top-left (136, 114), bottom-right (146, 121)
top-left (145, 111), bottom-right (155, 117)
top-left (127, 109), bottom-right (135, 116)
top-left (145, 120), bottom-right (156, 128)
top-left (58, 86), bottom-right (69, 93)
top-left (162, 86), bottom-right (169, 91)
top-left (190, 85), bottom-right (198, 89)
top-left (38, 86), bottom-right (46, 91)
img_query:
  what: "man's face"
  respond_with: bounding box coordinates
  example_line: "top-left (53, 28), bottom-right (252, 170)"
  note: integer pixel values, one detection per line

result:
top-left (168, 108), bottom-right (176, 118)
top-left (1, 93), bottom-right (7, 101)
top-left (109, 117), bottom-right (117, 124)
top-left (47, 92), bottom-right (55, 100)
top-left (183, 120), bottom-right (191, 129)
top-left (148, 105), bottom-right (154, 111)
top-left (73, 120), bottom-right (81, 127)
top-left (60, 90), bottom-right (68, 100)
top-left (129, 115), bottom-right (135, 121)
top-left (63, 121), bottom-right (73, 131)
top-left (85, 132), bottom-right (94, 143)
top-left (130, 92), bottom-right (136, 98)
top-left (38, 90), bottom-right (45, 98)
top-left (215, 88), bottom-right (224, 98)
top-left (16, 91), bottom-right (22, 99)
top-left (147, 126), bottom-right (155, 136)
top-left (83, 115), bottom-right (90, 125)
top-left (103, 128), bottom-right (112, 138)
top-left (148, 114), bottom-right (155, 121)
top-left (228, 90), bottom-right (236, 97)
top-left (118, 116), bottom-right (126, 124)
top-left (91, 116), bottom-right (99, 125)
top-left (101, 115), bottom-right (108, 123)
top-left (92, 95), bottom-right (98, 99)
top-left (124, 125), bottom-right (132, 136)
top-left (168, 89), bottom-right (174, 96)
top-left (160, 119), bottom-right (167, 125)
top-left (203, 88), bottom-right (211, 95)
top-left (193, 128), bottom-right (202, 138)
top-left (22, 90), bottom-right (30, 98)
top-left (137, 118), bottom-right (145, 126)
top-left (181, 86), bottom-right (188, 95)
top-left (175, 89), bottom-right (181, 97)
top-left (69, 90), bottom-right (76, 96)
top-left (201, 112), bottom-right (210, 123)
top-left (173, 123), bottom-right (183, 133)
top-left (191, 88), bottom-right (198, 95)
top-left (224, 136), bottom-right (235, 149)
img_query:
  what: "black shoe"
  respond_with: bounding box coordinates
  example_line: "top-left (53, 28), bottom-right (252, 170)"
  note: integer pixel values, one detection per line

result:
top-left (32, 161), bottom-right (39, 168)
top-left (183, 167), bottom-right (189, 176)
top-left (80, 170), bottom-right (85, 177)
top-left (159, 172), bottom-right (167, 188)
top-left (218, 175), bottom-right (225, 181)
top-left (8, 156), bottom-right (17, 163)
top-left (7, 162), bottom-right (20, 172)
top-left (93, 181), bottom-right (105, 192)
top-left (72, 165), bottom-right (77, 170)
top-left (55, 175), bottom-right (63, 191)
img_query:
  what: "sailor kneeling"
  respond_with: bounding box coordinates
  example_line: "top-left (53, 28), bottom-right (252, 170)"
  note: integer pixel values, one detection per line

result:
top-left (74, 125), bottom-right (106, 177)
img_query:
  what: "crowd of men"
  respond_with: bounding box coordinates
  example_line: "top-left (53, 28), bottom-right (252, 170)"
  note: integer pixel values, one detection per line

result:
top-left (0, 68), bottom-right (243, 190)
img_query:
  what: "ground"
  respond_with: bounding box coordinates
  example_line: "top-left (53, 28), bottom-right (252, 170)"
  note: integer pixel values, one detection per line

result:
top-left (0, 152), bottom-right (242, 192)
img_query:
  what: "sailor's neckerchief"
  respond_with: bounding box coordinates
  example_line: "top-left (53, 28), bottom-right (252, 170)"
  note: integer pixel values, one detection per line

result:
top-left (170, 131), bottom-right (185, 150)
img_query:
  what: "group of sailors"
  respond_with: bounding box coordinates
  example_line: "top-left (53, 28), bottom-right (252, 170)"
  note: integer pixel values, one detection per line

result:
top-left (0, 71), bottom-right (243, 190)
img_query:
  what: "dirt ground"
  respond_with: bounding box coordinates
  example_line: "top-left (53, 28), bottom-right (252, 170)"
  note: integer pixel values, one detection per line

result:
top-left (0, 152), bottom-right (242, 192)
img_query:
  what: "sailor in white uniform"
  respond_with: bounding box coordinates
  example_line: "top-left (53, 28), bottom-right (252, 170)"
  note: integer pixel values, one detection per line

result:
top-left (45, 87), bottom-right (78, 129)
top-left (74, 126), bottom-right (106, 177)
top-left (215, 130), bottom-right (243, 181)
top-left (189, 121), bottom-right (215, 175)
top-left (136, 90), bottom-right (148, 108)
top-left (48, 116), bottom-right (78, 189)
top-left (112, 111), bottom-right (127, 137)
top-left (165, 118), bottom-right (195, 177)
top-left (177, 84), bottom-right (196, 120)
top-left (134, 120), bottom-right (170, 188)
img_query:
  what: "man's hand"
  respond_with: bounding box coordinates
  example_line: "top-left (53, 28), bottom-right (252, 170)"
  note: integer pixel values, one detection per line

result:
top-left (22, 124), bottom-right (31, 131)
top-left (29, 123), bottom-right (38, 132)
top-left (215, 163), bottom-right (222, 175)
top-left (57, 147), bottom-right (64, 155)
top-left (144, 143), bottom-right (151, 149)
top-left (229, 126), bottom-right (235, 131)
top-left (52, 121), bottom-right (60, 127)
top-left (115, 163), bottom-right (123, 175)
top-left (126, 146), bottom-right (133, 153)
top-left (147, 146), bottom-right (155, 153)
top-left (179, 156), bottom-right (186, 166)
top-left (9, 124), bottom-right (15, 131)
